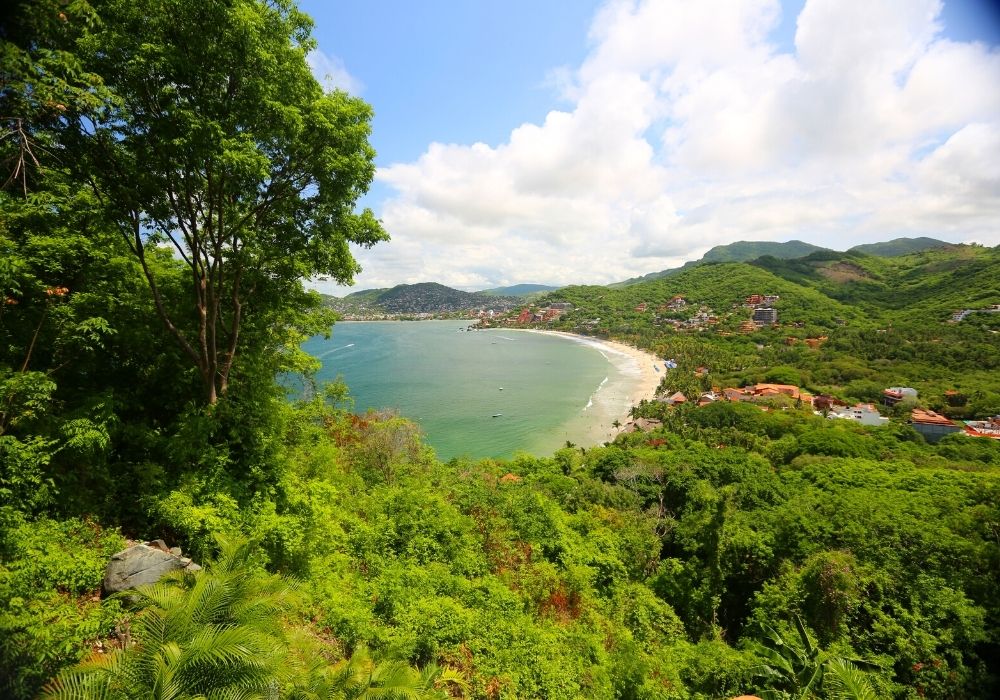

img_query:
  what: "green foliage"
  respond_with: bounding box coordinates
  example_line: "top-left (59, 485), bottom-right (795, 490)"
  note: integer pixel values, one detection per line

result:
top-left (0, 511), bottom-right (125, 699)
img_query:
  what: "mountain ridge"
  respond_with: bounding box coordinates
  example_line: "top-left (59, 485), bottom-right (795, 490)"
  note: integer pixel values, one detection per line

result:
top-left (610, 236), bottom-right (954, 287)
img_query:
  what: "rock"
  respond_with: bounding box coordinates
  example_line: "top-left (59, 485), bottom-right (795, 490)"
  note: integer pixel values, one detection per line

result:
top-left (169, 546), bottom-right (182, 556)
top-left (146, 539), bottom-right (170, 553)
top-left (102, 543), bottom-right (200, 595)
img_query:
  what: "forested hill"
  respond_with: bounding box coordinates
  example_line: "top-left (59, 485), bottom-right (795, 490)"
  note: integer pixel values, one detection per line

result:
top-left (749, 244), bottom-right (1000, 321)
top-left (478, 283), bottom-right (559, 297)
top-left (322, 282), bottom-right (521, 315)
top-left (611, 239), bottom-right (834, 286)
top-left (526, 243), bottom-right (1000, 421)
top-left (848, 236), bottom-right (955, 257)
top-left (543, 243), bottom-right (999, 331)
top-left (611, 236), bottom-right (955, 287)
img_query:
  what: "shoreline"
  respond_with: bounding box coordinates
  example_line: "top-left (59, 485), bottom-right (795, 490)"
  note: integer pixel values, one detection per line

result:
top-left (501, 328), bottom-right (664, 448)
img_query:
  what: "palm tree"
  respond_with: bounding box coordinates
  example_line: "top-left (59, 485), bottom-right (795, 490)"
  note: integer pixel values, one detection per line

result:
top-left (290, 646), bottom-right (467, 700)
top-left (42, 539), bottom-right (296, 699)
top-left (42, 540), bottom-right (467, 700)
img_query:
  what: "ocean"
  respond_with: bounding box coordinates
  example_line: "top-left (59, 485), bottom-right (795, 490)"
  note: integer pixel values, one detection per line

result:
top-left (300, 320), bottom-right (622, 460)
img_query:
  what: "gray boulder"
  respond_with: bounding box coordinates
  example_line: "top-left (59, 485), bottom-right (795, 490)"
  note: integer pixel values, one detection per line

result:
top-left (102, 542), bottom-right (200, 595)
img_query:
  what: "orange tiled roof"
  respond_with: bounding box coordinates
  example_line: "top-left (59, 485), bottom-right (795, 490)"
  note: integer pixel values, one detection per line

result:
top-left (910, 408), bottom-right (956, 426)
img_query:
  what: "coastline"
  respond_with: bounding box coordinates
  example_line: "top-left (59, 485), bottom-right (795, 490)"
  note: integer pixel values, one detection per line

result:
top-left (502, 328), bottom-right (664, 448)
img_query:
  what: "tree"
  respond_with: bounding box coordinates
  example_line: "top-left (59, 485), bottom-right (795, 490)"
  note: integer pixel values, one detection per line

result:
top-left (65, 0), bottom-right (387, 403)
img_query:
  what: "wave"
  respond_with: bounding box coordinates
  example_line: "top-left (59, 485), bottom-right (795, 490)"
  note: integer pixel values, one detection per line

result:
top-left (316, 343), bottom-right (355, 358)
top-left (582, 376), bottom-right (609, 411)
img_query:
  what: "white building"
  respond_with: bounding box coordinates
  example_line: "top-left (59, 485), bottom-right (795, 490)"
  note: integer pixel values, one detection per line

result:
top-left (828, 403), bottom-right (889, 427)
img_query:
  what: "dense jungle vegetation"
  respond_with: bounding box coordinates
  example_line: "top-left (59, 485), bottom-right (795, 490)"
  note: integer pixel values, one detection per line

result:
top-left (2, 1), bottom-right (999, 699)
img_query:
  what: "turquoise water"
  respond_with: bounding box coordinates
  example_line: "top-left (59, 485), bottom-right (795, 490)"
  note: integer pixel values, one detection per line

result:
top-left (301, 320), bottom-right (616, 460)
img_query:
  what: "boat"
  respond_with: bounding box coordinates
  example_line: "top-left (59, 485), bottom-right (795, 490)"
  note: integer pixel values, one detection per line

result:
top-left (499, 387), bottom-right (504, 390)
top-left (492, 413), bottom-right (503, 418)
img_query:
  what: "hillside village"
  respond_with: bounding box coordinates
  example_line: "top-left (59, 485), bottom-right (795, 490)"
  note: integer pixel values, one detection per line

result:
top-left (480, 245), bottom-right (1000, 447)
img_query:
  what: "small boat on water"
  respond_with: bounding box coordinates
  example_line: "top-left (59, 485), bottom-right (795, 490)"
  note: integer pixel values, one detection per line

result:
top-left (492, 413), bottom-right (503, 418)
top-left (499, 387), bottom-right (504, 390)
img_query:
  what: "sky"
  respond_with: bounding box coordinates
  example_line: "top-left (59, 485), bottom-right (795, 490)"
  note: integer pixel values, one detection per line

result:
top-left (299, 0), bottom-right (1000, 294)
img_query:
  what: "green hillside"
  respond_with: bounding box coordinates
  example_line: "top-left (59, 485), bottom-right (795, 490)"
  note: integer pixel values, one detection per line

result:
top-left (751, 244), bottom-right (1000, 322)
top-left (323, 282), bottom-right (521, 315)
top-left (848, 236), bottom-right (955, 257)
top-left (701, 239), bottom-right (830, 262)
top-left (611, 239), bottom-right (832, 287)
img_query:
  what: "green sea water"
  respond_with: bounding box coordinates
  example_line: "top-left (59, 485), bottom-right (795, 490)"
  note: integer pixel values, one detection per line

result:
top-left (302, 320), bottom-right (618, 460)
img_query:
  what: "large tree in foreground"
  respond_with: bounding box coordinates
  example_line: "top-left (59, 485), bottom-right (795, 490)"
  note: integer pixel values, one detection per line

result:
top-left (67, 0), bottom-right (386, 403)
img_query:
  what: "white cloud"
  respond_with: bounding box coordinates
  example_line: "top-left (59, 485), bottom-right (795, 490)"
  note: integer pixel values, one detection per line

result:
top-left (306, 49), bottom-right (363, 95)
top-left (332, 0), bottom-right (1000, 292)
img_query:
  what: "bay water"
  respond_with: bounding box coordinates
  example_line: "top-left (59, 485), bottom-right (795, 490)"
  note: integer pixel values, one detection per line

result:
top-left (301, 320), bottom-right (619, 460)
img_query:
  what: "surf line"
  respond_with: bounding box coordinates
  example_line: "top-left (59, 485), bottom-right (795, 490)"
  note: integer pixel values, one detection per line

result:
top-left (583, 376), bottom-right (610, 411)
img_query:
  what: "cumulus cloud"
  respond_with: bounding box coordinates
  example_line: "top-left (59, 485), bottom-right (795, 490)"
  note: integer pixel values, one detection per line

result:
top-left (306, 48), bottom-right (363, 95)
top-left (336, 0), bottom-right (1000, 292)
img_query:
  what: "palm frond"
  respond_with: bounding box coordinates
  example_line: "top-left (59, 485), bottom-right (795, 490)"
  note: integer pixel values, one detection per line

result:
top-left (824, 659), bottom-right (880, 700)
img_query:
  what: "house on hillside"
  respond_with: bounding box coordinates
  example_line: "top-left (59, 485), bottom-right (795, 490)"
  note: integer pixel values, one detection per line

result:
top-left (749, 383), bottom-right (802, 400)
top-left (752, 307), bottom-right (778, 326)
top-left (624, 418), bottom-right (663, 433)
top-left (828, 403), bottom-right (889, 426)
top-left (883, 386), bottom-right (918, 406)
top-left (910, 408), bottom-right (961, 442)
top-left (657, 391), bottom-right (687, 406)
top-left (724, 388), bottom-right (749, 402)
top-left (697, 391), bottom-right (719, 406)
top-left (812, 394), bottom-right (846, 412)
top-left (964, 416), bottom-right (1000, 440)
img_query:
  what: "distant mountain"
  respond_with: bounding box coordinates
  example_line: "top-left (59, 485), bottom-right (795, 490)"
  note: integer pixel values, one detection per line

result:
top-left (323, 282), bottom-right (520, 315)
top-left (611, 240), bottom-right (832, 287)
top-left (479, 284), bottom-right (559, 297)
top-left (701, 240), bottom-right (830, 263)
top-left (848, 237), bottom-right (955, 257)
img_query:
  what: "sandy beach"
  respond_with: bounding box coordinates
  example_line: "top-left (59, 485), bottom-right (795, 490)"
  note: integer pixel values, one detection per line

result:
top-left (508, 329), bottom-right (664, 448)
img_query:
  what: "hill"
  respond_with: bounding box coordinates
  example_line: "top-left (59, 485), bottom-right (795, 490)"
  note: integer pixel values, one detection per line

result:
top-left (848, 236), bottom-right (955, 257)
top-left (323, 282), bottom-right (521, 316)
top-left (611, 239), bottom-right (832, 287)
top-left (479, 283), bottom-right (559, 297)
top-left (750, 244), bottom-right (1000, 322)
top-left (701, 239), bottom-right (830, 262)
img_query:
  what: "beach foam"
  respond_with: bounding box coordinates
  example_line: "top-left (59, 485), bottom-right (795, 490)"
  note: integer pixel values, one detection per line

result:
top-left (507, 329), bottom-right (663, 447)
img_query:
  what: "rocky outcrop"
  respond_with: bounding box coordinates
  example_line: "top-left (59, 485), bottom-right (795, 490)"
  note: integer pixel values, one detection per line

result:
top-left (102, 539), bottom-right (201, 596)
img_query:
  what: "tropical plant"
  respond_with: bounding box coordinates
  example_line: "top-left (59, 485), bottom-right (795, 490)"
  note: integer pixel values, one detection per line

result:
top-left (748, 616), bottom-right (880, 699)
top-left (40, 539), bottom-right (298, 699)
top-left (290, 645), bottom-right (467, 700)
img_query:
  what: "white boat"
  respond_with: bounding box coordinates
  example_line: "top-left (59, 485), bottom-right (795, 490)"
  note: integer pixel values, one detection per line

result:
top-left (492, 413), bottom-right (503, 418)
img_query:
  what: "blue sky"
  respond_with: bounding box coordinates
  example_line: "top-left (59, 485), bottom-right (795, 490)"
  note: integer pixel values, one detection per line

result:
top-left (299, 0), bottom-right (1000, 292)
